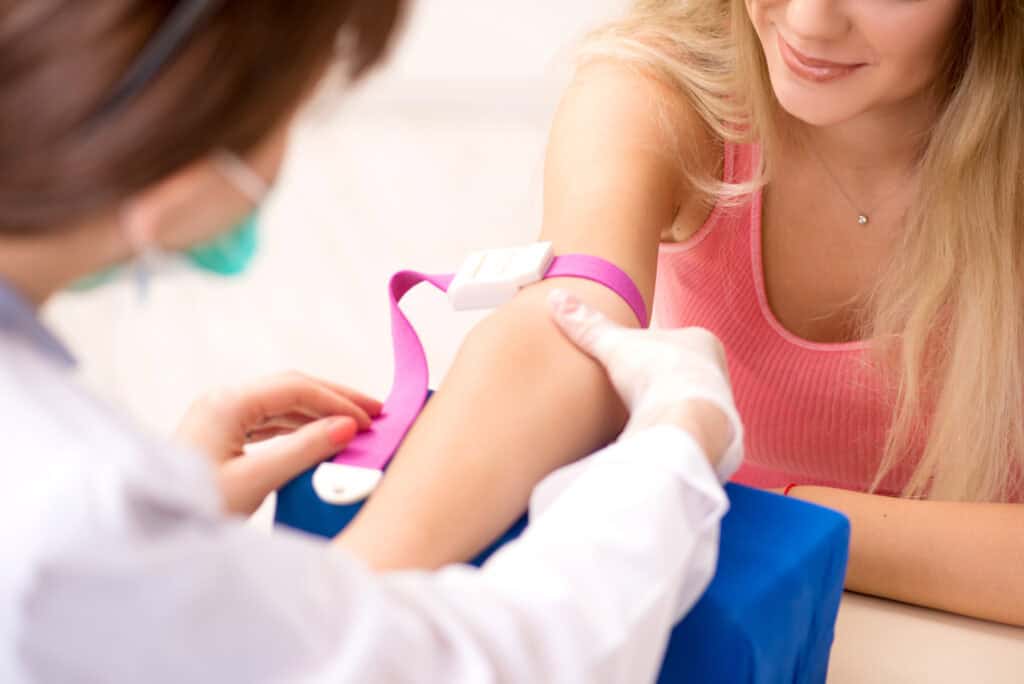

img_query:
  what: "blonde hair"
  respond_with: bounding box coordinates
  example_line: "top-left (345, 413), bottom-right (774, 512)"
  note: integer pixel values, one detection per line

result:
top-left (582, 0), bottom-right (1024, 502)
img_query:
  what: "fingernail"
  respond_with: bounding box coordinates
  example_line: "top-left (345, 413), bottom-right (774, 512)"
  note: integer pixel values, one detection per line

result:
top-left (329, 417), bottom-right (357, 446)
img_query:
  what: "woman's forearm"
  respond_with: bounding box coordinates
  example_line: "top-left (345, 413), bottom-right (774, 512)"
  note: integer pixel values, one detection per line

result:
top-left (335, 61), bottom-right (705, 570)
top-left (789, 485), bottom-right (1024, 626)
top-left (336, 278), bottom-right (643, 570)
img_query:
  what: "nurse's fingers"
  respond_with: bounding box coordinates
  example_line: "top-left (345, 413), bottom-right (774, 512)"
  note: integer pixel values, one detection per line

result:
top-left (245, 412), bottom-right (319, 442)
top-left (178, 374), bottom-right (379, 470)
top-left (244, 427), bottom-right (294, 443)
top-left (245, 410), bottom-right (334, 442)
top-left (219, 416), bottom-right (358, 515)
top-left (287, 371), bottom-right (383, 417)
top-left (236, 373), bottom-right (375, 431)
top-left (548, 289), bottom-right (627, 366)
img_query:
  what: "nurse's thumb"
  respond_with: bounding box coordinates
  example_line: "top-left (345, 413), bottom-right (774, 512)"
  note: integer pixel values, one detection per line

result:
top-left (220, 417), bottom-right (359, 515)
top-left (254, 417), bottom-right (358, 489)
top-left (548, 289), bottom-right (622, 365)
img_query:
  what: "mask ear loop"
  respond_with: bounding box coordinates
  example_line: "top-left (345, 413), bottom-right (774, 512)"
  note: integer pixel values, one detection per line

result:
top-left (121, 204), bottom-right (163, 301)
top-left (212, 150), bottom-right (270, 205)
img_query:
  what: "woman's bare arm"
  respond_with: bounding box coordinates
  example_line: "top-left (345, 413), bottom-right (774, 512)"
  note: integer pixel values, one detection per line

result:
top-left (337, 62), bottom-right (716, 569)
top-left (784, 486), bottom-right (1024, 626)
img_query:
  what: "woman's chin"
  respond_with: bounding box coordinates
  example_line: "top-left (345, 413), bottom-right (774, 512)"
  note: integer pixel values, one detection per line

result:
top-left (770, 83), bottom-right (868, 129)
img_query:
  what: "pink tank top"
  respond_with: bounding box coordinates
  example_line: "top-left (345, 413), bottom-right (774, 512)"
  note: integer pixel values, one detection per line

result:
top-left (655, 142), bottom-right (914, 494)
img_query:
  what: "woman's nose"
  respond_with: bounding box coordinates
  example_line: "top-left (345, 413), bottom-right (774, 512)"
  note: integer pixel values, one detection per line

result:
top-left (783, 0), bottom-right (851, 44)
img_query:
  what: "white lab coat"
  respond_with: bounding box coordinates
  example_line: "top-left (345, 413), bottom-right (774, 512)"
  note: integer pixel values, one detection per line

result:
top-left (0, 284), bottom-right (729, 683)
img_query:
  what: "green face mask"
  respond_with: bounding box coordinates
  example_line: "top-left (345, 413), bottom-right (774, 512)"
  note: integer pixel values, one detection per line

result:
top-left (184, 210), bottom-right (260, 276)
top-left (69, 211), bottom-right (261, 292)
top-left (71, 146), bottom-right (269, 293)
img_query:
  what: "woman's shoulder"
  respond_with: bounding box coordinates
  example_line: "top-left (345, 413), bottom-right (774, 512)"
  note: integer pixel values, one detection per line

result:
top-left (549, 59), bottom-right (724, 243)
top-left (561, 58), bottom-right (721, 175)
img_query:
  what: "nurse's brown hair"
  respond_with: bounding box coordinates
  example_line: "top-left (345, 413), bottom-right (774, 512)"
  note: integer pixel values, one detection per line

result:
top-left (0, 0), bottom-right (403, 233)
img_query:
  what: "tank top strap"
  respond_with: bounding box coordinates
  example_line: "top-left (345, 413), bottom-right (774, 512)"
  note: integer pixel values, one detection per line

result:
top-left (722, 141), bottom-right (761, 185)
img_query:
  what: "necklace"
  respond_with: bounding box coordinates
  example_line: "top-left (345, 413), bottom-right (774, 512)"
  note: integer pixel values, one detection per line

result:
top-left (806, 140), bottom-right (911, 226)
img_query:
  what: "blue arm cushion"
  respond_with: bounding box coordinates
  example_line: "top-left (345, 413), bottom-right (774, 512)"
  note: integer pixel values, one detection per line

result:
top-left (276, 465), bottom-right (849, 684)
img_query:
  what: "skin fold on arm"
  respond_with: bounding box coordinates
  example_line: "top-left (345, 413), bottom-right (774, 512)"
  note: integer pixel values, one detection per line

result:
top-left (336, 62), bottom-right (713, 569)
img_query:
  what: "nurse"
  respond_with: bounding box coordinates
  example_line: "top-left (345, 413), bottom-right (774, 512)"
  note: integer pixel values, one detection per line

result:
top-left (0, 2), bottom-right (742, 682)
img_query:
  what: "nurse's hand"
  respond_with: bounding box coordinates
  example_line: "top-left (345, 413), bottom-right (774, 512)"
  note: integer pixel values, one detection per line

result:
top-left (175, 371), bottom-right (383, 515)
top-left (548, 290), bottom-right (741, 475)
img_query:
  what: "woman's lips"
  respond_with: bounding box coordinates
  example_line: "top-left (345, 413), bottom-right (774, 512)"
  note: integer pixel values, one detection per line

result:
top-left (777, 34), bottom-right (866, 84)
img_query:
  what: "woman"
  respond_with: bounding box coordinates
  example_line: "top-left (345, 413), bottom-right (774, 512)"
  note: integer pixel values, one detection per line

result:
top-left (0, 1), bottom-right (742, 681)
top-left (339, 0), bottom-right (1024, 626)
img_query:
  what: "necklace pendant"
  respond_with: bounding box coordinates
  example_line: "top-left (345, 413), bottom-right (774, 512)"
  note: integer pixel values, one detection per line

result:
top-left (857, 214), bottom-right (869, 226)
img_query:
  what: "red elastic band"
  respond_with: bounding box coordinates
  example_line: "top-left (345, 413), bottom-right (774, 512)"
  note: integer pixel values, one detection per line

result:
top-left (783, 483), bottom-right (798, 497)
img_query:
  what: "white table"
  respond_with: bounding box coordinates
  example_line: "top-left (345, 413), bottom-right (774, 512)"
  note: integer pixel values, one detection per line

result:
top-left (829, 592), bottom-right (1024, 683)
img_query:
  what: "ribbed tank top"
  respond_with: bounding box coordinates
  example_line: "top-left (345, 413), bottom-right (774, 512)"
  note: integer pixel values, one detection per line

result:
top-left (655, 142), bottom-right (914, 494)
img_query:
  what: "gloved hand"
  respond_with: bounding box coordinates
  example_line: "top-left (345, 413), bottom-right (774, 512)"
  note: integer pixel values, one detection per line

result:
top-left (548, 290), bottom-right (743, 481)
top-left (175, 371), bottom-right (382, 514)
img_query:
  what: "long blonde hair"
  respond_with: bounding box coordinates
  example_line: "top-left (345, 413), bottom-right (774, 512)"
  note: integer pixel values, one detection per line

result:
top-left (582, 0), bottom-right (1024, 502)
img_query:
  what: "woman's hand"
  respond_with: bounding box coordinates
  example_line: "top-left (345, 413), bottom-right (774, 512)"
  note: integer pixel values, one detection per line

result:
top-left (548, 290), bottom-right (742, 479)
top-left (175, 371), bottom-right (383, 515)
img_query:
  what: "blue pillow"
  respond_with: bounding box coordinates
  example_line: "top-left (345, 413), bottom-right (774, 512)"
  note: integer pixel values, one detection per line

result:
top-left (277, 468), bottom-right (848, 684)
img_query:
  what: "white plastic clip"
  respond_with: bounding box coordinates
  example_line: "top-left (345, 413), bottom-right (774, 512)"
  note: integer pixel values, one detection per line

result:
top-left (312, 463), bottom-right (384, 505)
top-left (448, 242), bottom-right (555, 311)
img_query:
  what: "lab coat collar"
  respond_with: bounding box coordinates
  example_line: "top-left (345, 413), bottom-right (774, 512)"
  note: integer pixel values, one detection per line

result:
top-left (0, 278), bottom-right (76, 369)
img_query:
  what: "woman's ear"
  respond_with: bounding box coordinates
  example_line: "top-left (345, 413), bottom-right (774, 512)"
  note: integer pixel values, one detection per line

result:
top-left (127, 158), bottom-right (254, 252)
top-left (120, 198), bottom-right (159, 253)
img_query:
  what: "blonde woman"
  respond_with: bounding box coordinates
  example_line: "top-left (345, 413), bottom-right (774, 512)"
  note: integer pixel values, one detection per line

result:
top-left (340, 0), bottom-right (1024, 626)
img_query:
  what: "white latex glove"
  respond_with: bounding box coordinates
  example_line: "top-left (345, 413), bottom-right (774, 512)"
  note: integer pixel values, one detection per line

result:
top-left (548, 289), bottom-right (743, 482)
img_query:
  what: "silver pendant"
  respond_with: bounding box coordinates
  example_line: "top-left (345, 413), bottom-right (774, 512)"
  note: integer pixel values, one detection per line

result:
top-left (857, 214), bottom-right (869, 226)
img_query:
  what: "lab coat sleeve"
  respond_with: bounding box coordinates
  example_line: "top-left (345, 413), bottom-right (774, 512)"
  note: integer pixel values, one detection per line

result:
top-left (18, 426), bottom-right (727, 684)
